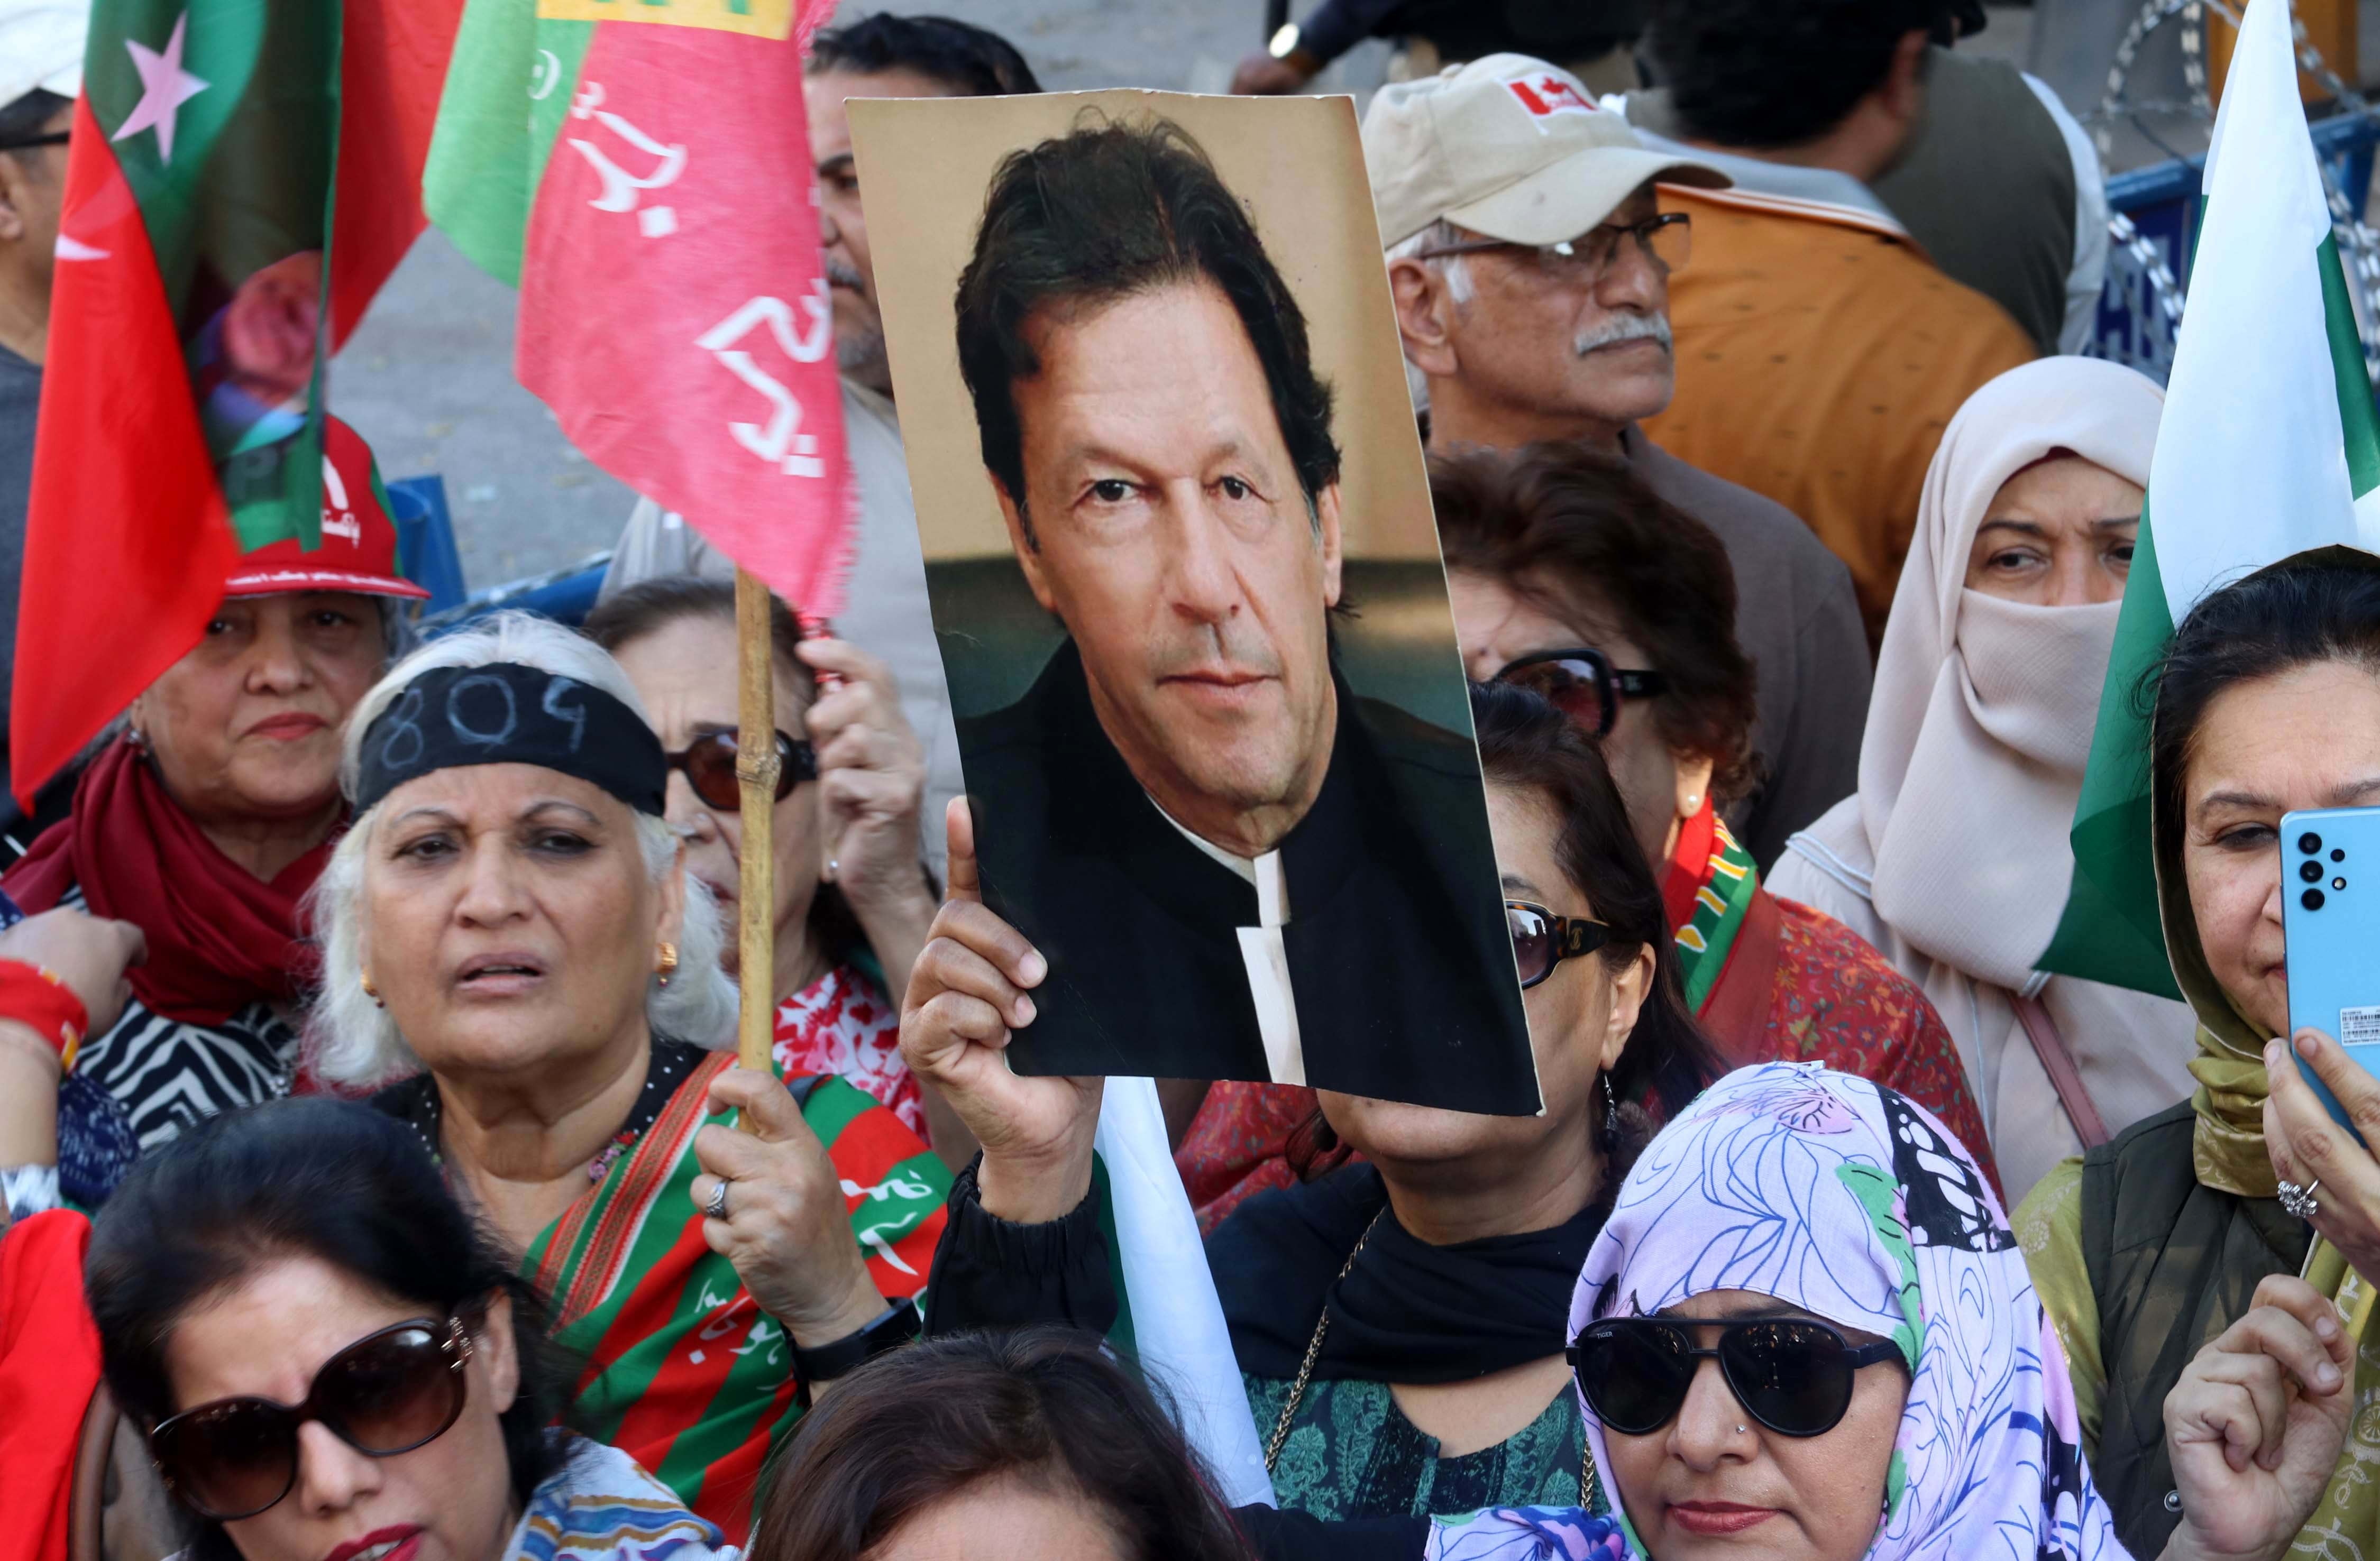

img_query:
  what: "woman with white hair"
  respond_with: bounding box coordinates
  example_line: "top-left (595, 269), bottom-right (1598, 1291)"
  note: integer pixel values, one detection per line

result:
top-left (307, 612), bottom-right (950, 1544)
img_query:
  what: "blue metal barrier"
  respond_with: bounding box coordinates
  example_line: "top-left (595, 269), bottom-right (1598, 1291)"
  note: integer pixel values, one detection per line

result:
top-left (385, 475), bottom-right (470, 616)
top-left (419, 553), bottom-right (612, 637)
top-left (2093, 110), bottom-right (2379, 384)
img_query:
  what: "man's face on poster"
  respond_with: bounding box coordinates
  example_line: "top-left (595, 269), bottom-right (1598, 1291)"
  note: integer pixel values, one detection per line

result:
top-left (994, 278), bottom-right (1345, 852)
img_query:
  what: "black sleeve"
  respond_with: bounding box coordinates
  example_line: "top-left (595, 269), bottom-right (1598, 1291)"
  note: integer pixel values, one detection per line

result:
top-left (1234, 1506), bottom-right (1430, 1561)
top-left (920, 1157), bottom-right (1118, 1337)
top-left (1293, 0), bottom-right (1405, 65)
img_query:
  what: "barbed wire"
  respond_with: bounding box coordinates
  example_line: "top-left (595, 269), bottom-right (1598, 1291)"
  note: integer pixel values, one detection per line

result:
top-left (2085, 0), bottom-right (2380, 382)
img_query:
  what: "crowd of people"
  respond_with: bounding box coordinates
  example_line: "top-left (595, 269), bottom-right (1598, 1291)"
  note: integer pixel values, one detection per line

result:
top-left (0, 1), bottom-right (2370, 1559)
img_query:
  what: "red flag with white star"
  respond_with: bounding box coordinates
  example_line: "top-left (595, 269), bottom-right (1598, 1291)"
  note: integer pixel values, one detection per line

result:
top-left (12, 0), bottom-right (461, 801)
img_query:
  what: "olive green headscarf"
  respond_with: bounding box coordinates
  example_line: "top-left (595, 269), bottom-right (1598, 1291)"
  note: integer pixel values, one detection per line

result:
top-left (2147, 545), bottom-right (2380, 1553)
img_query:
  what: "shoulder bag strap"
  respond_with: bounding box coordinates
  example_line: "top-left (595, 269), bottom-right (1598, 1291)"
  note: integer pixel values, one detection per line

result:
top-left (2016, 989), bottom-right (2112, 1148)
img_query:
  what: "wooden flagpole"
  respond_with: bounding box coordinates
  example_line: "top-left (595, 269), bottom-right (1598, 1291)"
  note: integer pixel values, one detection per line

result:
top-left (734, 566), bottom-right (781, 1072)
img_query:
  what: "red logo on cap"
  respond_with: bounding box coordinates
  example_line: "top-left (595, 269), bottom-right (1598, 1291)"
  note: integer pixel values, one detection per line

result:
top-left (1506, 72), bottom-right (1595, 120)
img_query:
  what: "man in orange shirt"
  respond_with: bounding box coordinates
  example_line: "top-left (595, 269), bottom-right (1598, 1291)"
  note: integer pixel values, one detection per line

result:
top-left (1635, 0), bottom-right (2037, 641)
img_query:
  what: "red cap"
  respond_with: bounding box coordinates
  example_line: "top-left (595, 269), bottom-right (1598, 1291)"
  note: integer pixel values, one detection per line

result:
top-left (223, 417), bottom-right (432, 600)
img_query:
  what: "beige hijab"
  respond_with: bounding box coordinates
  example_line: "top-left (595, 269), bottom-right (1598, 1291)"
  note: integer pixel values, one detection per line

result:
top-left (1774, 357), bottom-right (2199, 1201)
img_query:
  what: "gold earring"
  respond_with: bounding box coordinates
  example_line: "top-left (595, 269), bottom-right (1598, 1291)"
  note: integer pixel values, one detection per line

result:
top-left (655, 942), bottom-right (679, 986)
top-left (361, 971), bottom-right (383, 1008)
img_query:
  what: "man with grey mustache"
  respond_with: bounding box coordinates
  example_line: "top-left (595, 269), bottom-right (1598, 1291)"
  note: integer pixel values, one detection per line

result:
top-left (1366, 56), bottom-right (1872, 867)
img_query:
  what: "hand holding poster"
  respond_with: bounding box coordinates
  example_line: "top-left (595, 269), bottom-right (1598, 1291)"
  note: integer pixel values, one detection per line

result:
top-left (852, 93), bottom-right (1536, 1116)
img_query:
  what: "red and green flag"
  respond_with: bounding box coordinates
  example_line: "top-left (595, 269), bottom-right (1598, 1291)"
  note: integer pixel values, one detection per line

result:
top-left (12, 0), bottom-right (463, 801)
top-left (418, 0), bottom-right (856, 617)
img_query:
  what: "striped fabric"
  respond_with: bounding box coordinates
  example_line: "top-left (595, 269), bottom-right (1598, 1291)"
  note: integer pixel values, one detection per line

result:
top-left (54, 879), bottom-right (296, 1150)
top-left (507, 1436), bottom-right (734, 1561)
top-left (524, 1055), bottom-right (948, 1545)
top-left (1669, 815), bottom-right (1758, 1012)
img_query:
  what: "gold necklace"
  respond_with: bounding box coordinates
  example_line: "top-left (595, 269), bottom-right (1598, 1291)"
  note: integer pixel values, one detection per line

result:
top-left (1263, 1208), bottom-right (1384, 1474)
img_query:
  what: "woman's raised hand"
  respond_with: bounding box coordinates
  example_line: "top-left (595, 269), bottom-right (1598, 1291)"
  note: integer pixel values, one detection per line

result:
top-left (799, 637), bottom-right (929, 921)
top-left (2263, 1029), bottom-right (2380, 1287)
top-left (2161, 1274), bottom-right (2355, 1561)
top-left (900, 796), bottom-right (1101, 1223)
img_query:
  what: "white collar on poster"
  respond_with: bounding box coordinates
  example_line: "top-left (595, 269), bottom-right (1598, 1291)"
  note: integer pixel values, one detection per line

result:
top-left (1148, 795), bottom-right (1305, 1085)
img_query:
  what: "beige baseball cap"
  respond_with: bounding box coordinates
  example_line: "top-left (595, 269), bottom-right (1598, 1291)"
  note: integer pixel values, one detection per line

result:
top-left (1363, 53), bottom-right (1728, 250)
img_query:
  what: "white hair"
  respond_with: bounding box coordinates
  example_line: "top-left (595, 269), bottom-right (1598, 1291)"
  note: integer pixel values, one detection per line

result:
top-left (307, 611), bottom-right (737, 1089)
top-left (1386, 220), bottom-right (1476, 307)
top-left (1386, 221), bottom-right (1476, 419)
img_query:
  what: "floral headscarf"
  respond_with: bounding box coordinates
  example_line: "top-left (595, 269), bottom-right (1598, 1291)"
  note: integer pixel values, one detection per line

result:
top-left (1567, 1063), bottom-right (2121, 1561)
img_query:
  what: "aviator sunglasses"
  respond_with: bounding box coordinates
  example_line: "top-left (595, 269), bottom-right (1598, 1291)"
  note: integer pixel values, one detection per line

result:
top-left (147, 1317), bottom-right (473, 1521)
top-left (1493, 648), bottom-right (1667, 739)
top-left (1568, 1316), bottom-right (1903, 1439)
top-left (664, 727), bottom-right (820, 812)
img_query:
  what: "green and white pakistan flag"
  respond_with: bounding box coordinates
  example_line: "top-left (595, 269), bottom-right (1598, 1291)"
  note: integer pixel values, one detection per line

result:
top-left (2041, 0), bottom-right (2380, 995)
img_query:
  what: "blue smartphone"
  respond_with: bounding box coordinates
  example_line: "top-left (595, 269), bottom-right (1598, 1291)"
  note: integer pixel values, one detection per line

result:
top-left (2282, 806), bottom-right (2380, 1133)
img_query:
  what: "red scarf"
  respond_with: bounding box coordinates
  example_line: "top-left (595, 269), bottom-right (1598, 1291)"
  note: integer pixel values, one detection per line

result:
top-left (4, 740), bottom-right (334, 1024)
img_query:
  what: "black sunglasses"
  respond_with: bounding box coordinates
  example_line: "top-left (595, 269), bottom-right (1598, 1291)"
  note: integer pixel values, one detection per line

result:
top-left (148, 1318), bottom-right (473, 1520)
top-left (0, 130), bottom-right (70, 153)
top-left (1569, 1317), bottom-right (1903, 1439)
top-left (1506, 901), bottom-right (1610, 989)
top-left (664, 727), bottom-right (819, 812)
top-left (1494, 648), bottom-right (1667, 738)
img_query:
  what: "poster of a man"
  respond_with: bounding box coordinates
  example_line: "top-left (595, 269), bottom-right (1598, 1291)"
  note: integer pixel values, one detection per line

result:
top-left (852, 94), bottom-right (1535, 1114)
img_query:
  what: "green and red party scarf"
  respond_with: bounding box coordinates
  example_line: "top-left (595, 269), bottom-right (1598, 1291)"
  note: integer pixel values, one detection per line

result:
top-left (1662, 798), bottom-right (1761, 1014)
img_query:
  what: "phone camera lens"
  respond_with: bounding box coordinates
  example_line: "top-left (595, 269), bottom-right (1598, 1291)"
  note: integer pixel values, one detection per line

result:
top-left (2303, 860), bottom-right (2326, 883)
top-left (2305, 888), bottom-right (2329, 911)
top-left (2303, 832), bottom-right (2326, 855)
top-left (2336, 848), bottom-right (2348, 862)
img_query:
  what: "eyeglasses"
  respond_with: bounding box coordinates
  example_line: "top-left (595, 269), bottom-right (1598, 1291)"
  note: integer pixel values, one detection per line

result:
top-left (1493, 647), bottom-right (1667, 738)
top-left (148, 1318), bottom-right (473, 1520)
top-left (1416, 213), bottom-right (1692, 286)
top-left (1569, 1317), bottom-right (1903, 1439)
top-left (0, 131), bottom-right (70, 153)
top-left (1506, 901), bottom-right (1610, 989)
top-left (664, 728), bottom-right (819, 812)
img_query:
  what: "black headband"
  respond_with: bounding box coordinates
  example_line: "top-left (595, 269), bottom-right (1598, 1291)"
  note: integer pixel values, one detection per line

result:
top-left (355, 662), bottom-right (667, 818)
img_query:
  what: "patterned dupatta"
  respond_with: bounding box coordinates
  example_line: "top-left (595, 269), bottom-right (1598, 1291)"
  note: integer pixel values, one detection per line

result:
top-left (520, 1053), bottom-right (949, 1546)
top-left (1662, 799), bottom-right (1760, 1014)
top-left (1573, 1063), bottom-right (2121, 1561)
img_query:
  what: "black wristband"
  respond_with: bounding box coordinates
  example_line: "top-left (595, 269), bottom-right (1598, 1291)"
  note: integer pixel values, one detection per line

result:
top-left (793, 1294), bottom-right (922, 1383)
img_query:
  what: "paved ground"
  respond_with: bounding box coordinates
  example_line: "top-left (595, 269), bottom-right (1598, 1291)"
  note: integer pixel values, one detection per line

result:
top-left (327, 2), bottom-right (2352, 589)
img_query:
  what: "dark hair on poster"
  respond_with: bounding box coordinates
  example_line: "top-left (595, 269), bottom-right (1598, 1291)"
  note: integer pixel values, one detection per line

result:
top-left (953, 115), bottom-right (1342, 532)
